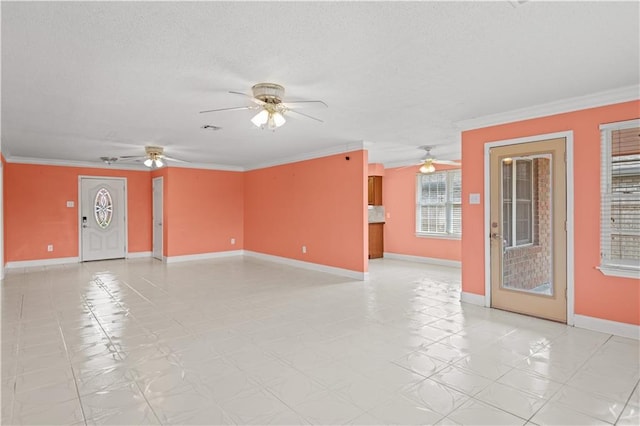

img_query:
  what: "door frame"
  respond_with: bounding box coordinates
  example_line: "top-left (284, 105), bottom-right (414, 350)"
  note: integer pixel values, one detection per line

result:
top-left (78, 176), bottom-right (128, 261)
top-left (483, 131), bottom-right (575, 326)
top-left (152, 176), bottom-right (163, 260)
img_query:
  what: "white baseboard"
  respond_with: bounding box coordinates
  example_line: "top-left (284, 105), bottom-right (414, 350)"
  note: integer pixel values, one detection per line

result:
top-left (244, 250), bottom-right (368, 281)
top-left (573, 314), bottom-right (639, 340)
top-left (460, 291), bottom-right (486, 306)
top-left (127, 251), bottom-right (152, 259)
top-left (165, 250), bottom-right (244, 264)
top-left (383, 252), bottom-right (461, 268)
top-left (5, 257), bottom-right (79, 269)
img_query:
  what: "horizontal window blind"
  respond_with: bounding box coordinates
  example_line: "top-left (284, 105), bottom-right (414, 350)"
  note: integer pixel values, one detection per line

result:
top-left (600, 121), bottom-right (640, 271)
top-left (416, 169), bottom-right (461, 235)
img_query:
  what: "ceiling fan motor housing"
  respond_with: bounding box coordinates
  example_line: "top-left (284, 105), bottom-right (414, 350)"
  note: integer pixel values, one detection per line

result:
top-left (252, 83), bottom-right (285, 104)
top-left (145, 145), bottom-right (164, 157)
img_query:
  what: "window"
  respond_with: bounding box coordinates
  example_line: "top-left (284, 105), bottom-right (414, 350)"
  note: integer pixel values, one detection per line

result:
top-left (94, 187), bottom-right (113, 229)
top-left (600, 120), bottom-right (640, 278)
top-left (502, 159), bottom-right (534, 247)
top-left (416, 169), bottom-right (461, 237)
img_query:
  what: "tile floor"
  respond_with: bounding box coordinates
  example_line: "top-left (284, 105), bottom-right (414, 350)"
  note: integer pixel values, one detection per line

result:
top-left (1, 257), bottom-right (638, 425)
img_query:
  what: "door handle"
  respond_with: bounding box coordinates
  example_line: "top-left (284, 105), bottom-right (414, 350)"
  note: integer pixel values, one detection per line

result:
top-left (490, 232), bottom-right (501, 240)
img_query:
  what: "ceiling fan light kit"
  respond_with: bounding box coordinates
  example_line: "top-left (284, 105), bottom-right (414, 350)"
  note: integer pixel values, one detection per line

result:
top-left (419, 160), bottom-right (436, 174)
top-left (143, 146), bottom-right (165, 168)
top-left (414, 145), bottom-right (461, 173)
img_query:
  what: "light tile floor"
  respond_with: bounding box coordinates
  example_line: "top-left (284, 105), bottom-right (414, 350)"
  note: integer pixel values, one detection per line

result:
top-left (1, 257), bottom-right (638, 425)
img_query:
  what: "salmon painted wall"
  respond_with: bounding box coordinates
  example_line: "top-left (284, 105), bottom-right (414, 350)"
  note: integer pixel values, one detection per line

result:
top-left (461, 100), bottom-right (640, 325)
top-left (162, 167), bottom-right (243, 257)
top-left (244, 150), bottom-right (368, 273)
top-left (4, 163), bottom-right (151, 261)
top-left (384, 165), bottom-right (461, 261)
top-left (368, 163), bottom-right (385, 176)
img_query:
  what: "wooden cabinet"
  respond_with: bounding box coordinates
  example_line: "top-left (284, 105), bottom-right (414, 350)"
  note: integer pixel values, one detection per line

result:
top-left (368, 176), bottom-right (383, 205)
top-left (368, 223), bottom-right (384, 259)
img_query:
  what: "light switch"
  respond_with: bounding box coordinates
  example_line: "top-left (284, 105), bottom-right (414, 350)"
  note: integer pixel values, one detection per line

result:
top-left (469, 193), bottom-right (481, 205)
top-left (66, 201), bottom-right (75, 208)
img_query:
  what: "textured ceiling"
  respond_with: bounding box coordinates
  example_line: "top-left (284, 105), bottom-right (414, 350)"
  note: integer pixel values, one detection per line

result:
top-left (1, 1), bottom-right (639, 169)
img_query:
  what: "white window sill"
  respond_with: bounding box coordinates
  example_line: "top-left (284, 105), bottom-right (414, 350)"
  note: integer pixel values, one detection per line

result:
top-left (597, 265), bottom-right (640, 279)
top-left (415, 233), bottom-right (461, 241)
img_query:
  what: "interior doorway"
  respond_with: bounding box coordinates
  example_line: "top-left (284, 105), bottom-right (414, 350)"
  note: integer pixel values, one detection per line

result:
top-left (489, 138), bottom-right (567, 322)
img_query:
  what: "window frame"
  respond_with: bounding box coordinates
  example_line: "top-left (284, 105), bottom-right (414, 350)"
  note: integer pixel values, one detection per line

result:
top-left (502, 159), bottom-right (534, 248)
top-left (415, 169), bottom-right (462, 239)
top-left (598, 119), bottom-right (640, 279)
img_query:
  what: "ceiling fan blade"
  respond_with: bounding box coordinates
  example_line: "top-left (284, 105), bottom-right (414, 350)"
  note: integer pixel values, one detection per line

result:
top-left (118, 155), bottom-right (144, 159)
top-left (287, 109), bottom-right (324, 123)
top-left (199, 106), bottom-right (252, 114)
top-left (229, 91), bottom-right (266, 106)
top-left (163, 156), bottom-right (189, 163)
top-left (282, 100), bottom-right (328, 108)
top-left (432, 159), bottom-right (461, 166)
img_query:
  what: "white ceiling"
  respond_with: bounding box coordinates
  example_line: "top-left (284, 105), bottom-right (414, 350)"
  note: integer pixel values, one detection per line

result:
top-left (2, 1), bottom-right (639, 169)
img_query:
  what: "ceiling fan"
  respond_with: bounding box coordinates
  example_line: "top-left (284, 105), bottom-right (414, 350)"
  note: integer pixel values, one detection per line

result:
top-left (414, 145), bottom-right (460, 173)
top-left (114, 145), bottom-right (188, 168)
top-left (200, 83), bottom-right (327, 130)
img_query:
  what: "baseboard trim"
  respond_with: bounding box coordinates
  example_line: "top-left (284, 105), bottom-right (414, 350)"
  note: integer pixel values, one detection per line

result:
top-left (5, 257), bottom-right (79, 269)
top-left (244, 251), bottom-right (368, 281)
top-left (383, 252), bottom-right (461, 268)
top-left (165, 250), bottom-right (244, 264)
top-left (573, 314), bottom-right (639, 340)
top-left (460, 291), bottom-right (486, 306)
top-left (126, 251), bottom-right (152, 259)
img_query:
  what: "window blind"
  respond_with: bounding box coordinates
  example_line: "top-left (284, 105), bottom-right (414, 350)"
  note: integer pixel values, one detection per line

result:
top-left (416, 169), bottom-right (461, 235)
top-left (600, 120), bottom-right (640, 272)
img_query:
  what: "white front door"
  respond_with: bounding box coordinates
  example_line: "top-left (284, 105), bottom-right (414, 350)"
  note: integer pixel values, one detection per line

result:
top-left (80, 177), bottom-right (126, 261)
top-left (152, 177), bottom-right (163, 260)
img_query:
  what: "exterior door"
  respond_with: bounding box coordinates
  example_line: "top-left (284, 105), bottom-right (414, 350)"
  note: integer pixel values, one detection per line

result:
top-left (489, 138), bottom-right (567, 322)
top-left (80, 177), bottom-right (126, 261)
top-left (152, 177), bottom-right (163, 260)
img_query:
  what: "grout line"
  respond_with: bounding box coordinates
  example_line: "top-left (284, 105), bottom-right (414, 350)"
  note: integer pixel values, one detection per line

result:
top-left (56, 312), bottom-right (88, 425)
top-left (81, 275), bottom-right (165, 425)
top-left (615, 378), bottom-right (639, 425)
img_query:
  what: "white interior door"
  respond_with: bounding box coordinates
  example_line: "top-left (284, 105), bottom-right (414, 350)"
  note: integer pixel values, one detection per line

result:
top-left (152, 177), bottom-right (163, 260)
top-left (80, 177), bottom-right (126, 261)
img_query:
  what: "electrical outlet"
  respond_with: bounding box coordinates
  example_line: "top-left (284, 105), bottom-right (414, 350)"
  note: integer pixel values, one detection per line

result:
top-left (47, 244), bottom-right (53, 252)
top-left (302, 245), bottom-right (307, 254)
top-left (231, 238), bottom-right (236, 245)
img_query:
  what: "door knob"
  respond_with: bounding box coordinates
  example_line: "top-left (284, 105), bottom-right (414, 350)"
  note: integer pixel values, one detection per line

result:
top-left (490, 232), bottom-right (501, 240)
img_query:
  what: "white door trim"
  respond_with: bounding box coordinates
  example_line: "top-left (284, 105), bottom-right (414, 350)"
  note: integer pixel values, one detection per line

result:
top-left (0, 158), bottom-right (4, 280)
top-left (483, 131), bottom-right (575, 326)
top-left (152, 176), bottom-right (163, 260)
top-left (78, 176), bottom-right (128, 261)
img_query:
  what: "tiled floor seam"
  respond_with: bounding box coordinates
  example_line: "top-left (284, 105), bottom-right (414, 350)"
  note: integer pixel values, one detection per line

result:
top-left (56, 314), bottom-right (88, 426)
top-left (77, 283), bottom-right (164, 425)
top-left (615, 379), bottom-right (640, 425)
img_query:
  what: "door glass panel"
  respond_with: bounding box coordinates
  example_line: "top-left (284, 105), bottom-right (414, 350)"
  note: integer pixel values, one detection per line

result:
top-left (94, 187), bottom-right (113, 229)
top-left (501, 156), bottom-right (553, 296)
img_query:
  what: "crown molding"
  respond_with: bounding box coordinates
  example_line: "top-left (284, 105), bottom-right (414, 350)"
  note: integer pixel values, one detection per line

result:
top-left (166, 162), bottom-right (244, 172)
top-left (4, 155), bottom-right (149, 171)
top-left (3, 154), bottom-right (245, 172)
top-left (3, 143), bottom-right (368, 173)
top-left (456, 85), bottom-right (640, 131)
top-left (244, 141), bottom-right (366, 171)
